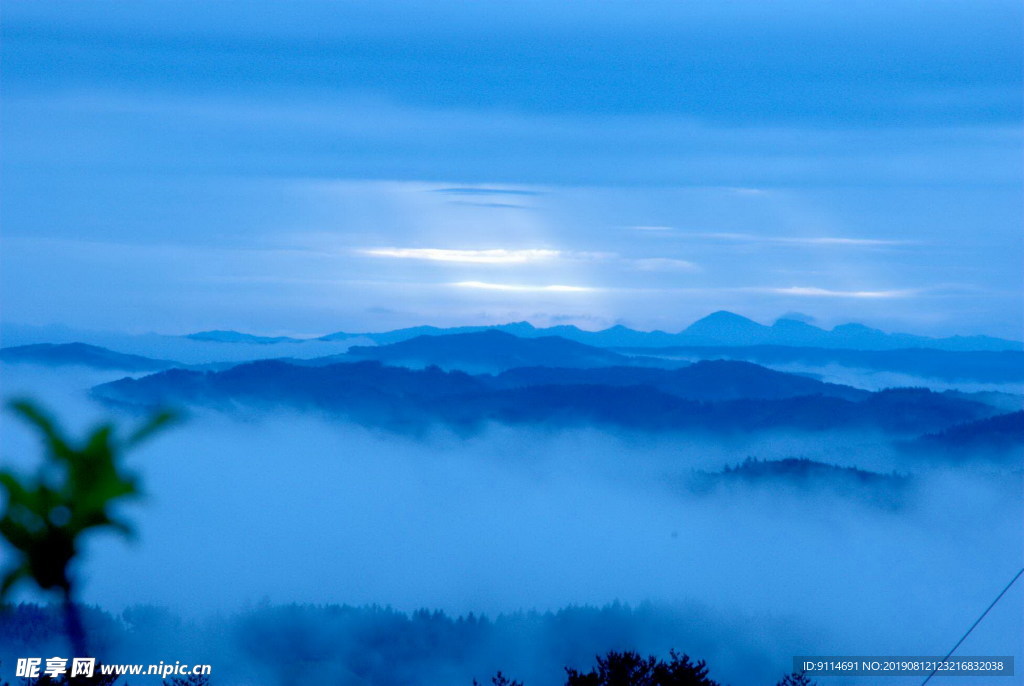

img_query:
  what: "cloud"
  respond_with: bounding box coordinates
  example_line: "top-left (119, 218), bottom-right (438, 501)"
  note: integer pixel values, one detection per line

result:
top-left (361, 248), bottom-right (560, 264)
top-left (629, 226), bottom-right (674, 232)
top-left (434, 281), bottom-right (911, 298)
top-left (757, 287), bottom-right (919, 299)
top-left (779, 311), bottom-right (817, 324)
top-left (358, 248), bottom-right (659, 270)
top-left (724, 187), bottom-right (769, 196)
top-left (451, 281), bottom-right (595, 293)
top-left (682, 232), bottom-right (916, 247)
top-left (780, 237), bottom-right (915, 247)
top-left (630, 258), bottom-right (700, 272)
top-left (430, 187), bottom-right (544, 197)
top-left (446, 201), bottom-right (532, 210)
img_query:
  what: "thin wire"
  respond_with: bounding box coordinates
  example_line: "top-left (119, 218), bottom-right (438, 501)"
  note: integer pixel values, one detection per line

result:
top-left (920, 566), bottom-right (1024, 685)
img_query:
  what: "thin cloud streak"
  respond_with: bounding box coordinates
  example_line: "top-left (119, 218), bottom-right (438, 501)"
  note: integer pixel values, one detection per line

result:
top-left (446, 283), bottom-right (911, 298)
top-left (756, 287), bottom-right (920, 299)
top-left (681, 232), bottom-right (917, 247)
top-left (630, 258), bottom-right (700, 272)
top-left (451, 281), bottom-right (595, 293)
top-left (358, 248), bottom-right (683, 272)
top-left (778, 237), bottom-right (916, 246)
top-left (430, 187), bottom-right (543, 197)
top-left (361, 248), bottom-right (560, 264)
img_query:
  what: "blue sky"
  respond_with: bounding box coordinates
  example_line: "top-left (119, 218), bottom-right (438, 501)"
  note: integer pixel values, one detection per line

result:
top-left (1, 0), bottom-right (1021, 337)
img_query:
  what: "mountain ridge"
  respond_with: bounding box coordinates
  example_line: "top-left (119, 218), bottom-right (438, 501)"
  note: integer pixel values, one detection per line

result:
top-left (186, 311), bottom-right (1022, 351)
top-left (92, 358), bottom-right (996, 436)
top-left (0, 342), bottom-right (180, 372)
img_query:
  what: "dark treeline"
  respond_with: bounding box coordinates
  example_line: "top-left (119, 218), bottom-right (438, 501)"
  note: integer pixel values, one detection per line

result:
top-left (1, 602), bottom-right (816, 685)
top-left (475, 650), bottom-right (819, 686)
top-left (688, 457), bottom-right (913, 510)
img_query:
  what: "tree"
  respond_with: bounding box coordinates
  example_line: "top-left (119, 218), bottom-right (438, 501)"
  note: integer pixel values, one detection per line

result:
top-left (473, 672), bottom-right (523, 686)
top-left (775, 672), bottom-right (816, 686)
top-left (0, 399), bottom-right (175, 656)
top-left (565, 650), bottom-right (720, 686)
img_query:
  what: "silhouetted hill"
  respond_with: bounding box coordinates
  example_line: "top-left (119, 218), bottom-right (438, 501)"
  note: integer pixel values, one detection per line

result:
top-left (0, 342), bottom-right (179, 371)
top-left (185, 330), bottom-right (306, 344)
top-left (690, 457), bottom-right (912, 508)
top-left (339, 330), bottom-right (632, 371)
top-left (493, 360), bottom-right (868, 401)
top-left (913, 411), bottom-right (1024, 457)
top-left (680, 311), bottom-right (771, 346)
top-left (95, 360), bottom-right (485, 429)
top-left (860, 388), bottom-right (998, 432)
top-left (718, 457), bottom-right (907, 485)
top-left (94, 359), bottom-right (994, 435)
top-left (614, 345), bottom-right (1024, 384)
top-left (941, 390), bottom-right (1023, 414)
top-left (319, 321), bottom-right (545, 345)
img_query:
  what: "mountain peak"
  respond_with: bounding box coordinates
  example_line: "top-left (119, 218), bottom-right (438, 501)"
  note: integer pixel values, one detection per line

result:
top-left (697, 310), bottom-right (757, 324)
top-left (497, 321), bottom-right (538, 334)
top-left (684, 313), bottom-right (765, 341)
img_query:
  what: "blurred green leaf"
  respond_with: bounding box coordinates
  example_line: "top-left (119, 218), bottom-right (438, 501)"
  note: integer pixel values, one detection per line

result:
top-left (0, 399), bottom-right (177, 601)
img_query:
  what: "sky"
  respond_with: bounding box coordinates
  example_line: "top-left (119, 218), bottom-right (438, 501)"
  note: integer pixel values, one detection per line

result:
top-left (1, 0), bottom-right (1022, 338)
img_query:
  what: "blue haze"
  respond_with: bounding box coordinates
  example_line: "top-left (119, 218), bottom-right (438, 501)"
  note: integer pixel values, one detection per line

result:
top-left (0, 5), bottom-right (1022, 683)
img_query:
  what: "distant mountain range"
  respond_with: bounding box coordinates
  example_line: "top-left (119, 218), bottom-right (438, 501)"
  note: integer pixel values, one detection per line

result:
top-left (301, 331), bottom-right (1024, 382)
top-left (2, 333), bottom-right (635, 375)
top-left (7, 328), bottom-right (1024, 391)
top-left (9, 338), bottom-right (1009, 440)
top-left (93, 358), bottom-right (996, 436)
top-left (0, 342), bottom-right (179, 372)
top-left (618, 345), bottom-right (1024, 384)
top-left (203, 311), bottom-right (1022, 351)
top-left (274, 331), bottom-right (661, 373)
top-left (333, 330), bottom-right (634, 372)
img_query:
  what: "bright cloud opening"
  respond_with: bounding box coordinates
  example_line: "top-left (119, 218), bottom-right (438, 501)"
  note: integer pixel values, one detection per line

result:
top-left (361, 248), bottom-right (560, 264)
top-left (451, 281), bottom-right (595, 293)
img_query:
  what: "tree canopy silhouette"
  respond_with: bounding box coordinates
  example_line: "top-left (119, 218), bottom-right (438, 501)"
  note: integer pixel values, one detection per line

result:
top-left (775, 672), bottom-right (817, 686)
top-left (564, 650), bottom-right (720, 686)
